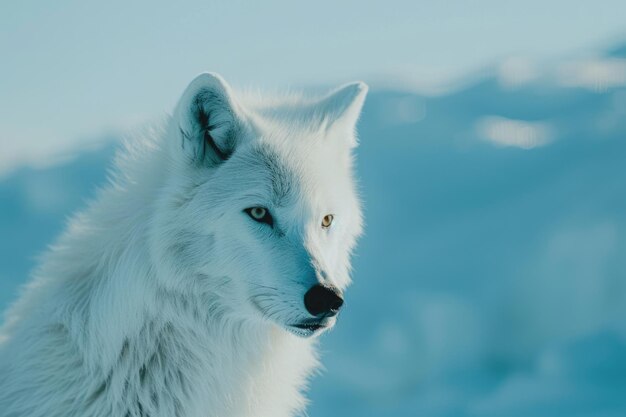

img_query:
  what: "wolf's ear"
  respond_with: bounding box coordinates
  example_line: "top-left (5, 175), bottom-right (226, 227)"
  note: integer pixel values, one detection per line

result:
top-left (173, 73), bottom-right (243, 167)
top-left (318, 81), bottom-right (368, 146)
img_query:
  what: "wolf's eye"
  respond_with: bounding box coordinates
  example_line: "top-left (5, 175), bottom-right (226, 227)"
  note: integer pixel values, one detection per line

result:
top-left (244, 207), bottom-right (274, 227)
top-left (321, 214), bottom-right (334, 228)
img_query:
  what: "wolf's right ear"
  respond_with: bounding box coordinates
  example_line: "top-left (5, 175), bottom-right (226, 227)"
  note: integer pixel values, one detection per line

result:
top-left (172, 73), bottom-right (243, 167)
top-left (315, 81), bottom-right (368, 147)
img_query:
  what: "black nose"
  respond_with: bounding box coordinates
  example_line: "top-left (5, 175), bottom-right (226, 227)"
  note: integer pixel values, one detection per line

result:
top-left (304, 284), bottom-right (344, 317)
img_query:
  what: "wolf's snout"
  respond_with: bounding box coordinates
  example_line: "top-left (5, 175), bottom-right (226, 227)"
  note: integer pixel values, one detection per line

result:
top-left (304, 284), bottom-right (344, 317)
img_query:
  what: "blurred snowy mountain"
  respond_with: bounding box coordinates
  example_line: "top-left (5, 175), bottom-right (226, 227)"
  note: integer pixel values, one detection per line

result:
top-left (2, 45), bottom-right (626, 416)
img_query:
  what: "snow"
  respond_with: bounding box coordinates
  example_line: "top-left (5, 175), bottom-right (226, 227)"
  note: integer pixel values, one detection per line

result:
top-left (476, 116), bottom-right (553, 149)
top-left (2, 45), bottom-right (626, 416)
top-left (558, 58), bottom-right (626, 92)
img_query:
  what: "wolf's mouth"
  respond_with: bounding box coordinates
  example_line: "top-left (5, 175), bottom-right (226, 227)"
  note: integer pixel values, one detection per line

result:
top-left (291, 322), bottom-right (325, 332)
top-left (287, 318), bottom-right (335, 337)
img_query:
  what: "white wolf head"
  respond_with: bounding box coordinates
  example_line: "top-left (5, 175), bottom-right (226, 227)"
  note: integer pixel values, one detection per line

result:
top-left (150, 73), bottom-right (367, 337)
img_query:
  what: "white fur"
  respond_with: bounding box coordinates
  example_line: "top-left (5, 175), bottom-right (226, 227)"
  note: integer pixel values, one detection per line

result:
top-left (0, 73), bottom-right (367, 417)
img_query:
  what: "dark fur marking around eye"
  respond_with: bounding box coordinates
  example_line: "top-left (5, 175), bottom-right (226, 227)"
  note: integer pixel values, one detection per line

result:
top-left (244, 207), bottom-right (274, 227)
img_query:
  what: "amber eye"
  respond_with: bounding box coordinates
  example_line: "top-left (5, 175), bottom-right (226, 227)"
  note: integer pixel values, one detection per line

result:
top-left (244, 207), bottom-right (274, 227)
top-left (321, 214), bottom-right (334, 228)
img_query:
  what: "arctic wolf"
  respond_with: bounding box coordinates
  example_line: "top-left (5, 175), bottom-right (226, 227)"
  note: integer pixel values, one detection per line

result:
top-left (0, 73), bottom-right (367, 417)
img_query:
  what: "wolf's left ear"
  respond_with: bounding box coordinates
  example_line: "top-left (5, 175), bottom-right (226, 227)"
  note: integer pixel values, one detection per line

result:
top-left (172, 72), bottom-right (244, 167)
top-left (318, 81), bottom-right (368, 146)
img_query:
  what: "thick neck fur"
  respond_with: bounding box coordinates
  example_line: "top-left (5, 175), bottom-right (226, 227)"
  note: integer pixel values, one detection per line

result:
top-left (0, 124), bottom-right (318, 417)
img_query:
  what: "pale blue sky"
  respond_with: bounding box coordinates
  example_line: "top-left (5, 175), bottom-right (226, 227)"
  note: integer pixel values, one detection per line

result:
top-left (1, 0), bottom-right (626, 172)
